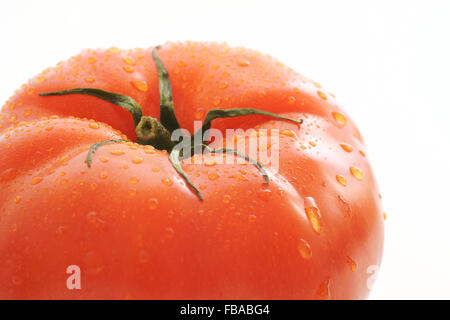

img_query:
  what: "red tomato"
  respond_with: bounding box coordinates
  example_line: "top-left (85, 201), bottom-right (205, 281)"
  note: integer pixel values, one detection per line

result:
top-left (0, 42), bottom-right (384, 299)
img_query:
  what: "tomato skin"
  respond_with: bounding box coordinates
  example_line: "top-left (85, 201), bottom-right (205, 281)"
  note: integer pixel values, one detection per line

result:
top-left (0, 42), bottom-right (384, 299)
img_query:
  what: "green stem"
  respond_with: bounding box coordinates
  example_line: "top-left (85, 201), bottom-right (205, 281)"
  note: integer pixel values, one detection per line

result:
top-left (204, 145), bottom-right (269, 184)
top-left (195, 108), bottom-right (302, 143)
top-left (40, 88), bottom-right (143, 127)
top-left (40, 45), bottom-right (304, 202)
top-left (152, 46), bottom-right (182, 133)
top-left (169, 147), bottom-right (203, 200)
top-left (86, 139), bottom-right (128, 167)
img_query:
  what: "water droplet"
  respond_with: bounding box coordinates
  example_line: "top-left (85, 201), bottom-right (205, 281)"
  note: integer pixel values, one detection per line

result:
top-left (129, 177), bottom-right (139, 184)
top-left (148, 198), bottom-right (159, 210)
top-left (340, 143), bottom-right (353, 152)
top-left (56, 226), bottom-right (66, 236)
top-left (316, 279), bottom-right (330, 299)
top-left (85, 76), bottom-right (95, 83)
top-left (222, 194), bottom-right (231, 204)
top-left (237, 59), bottom-right (250, 67)
top-left (288, 96), bottom-right (296, 104)
top-left (280, 129), bottom-right (297, 138)
top-left (337, 195), bottom-right (352, 217)
top-left (110, 149), bottom-right (125, 156)
top-left (165, 227), bottom-right (175, 240)
top-left (132, 157), bottom-right (143, 164)
top-left (317, 90), bottom-right (327, 100)
top-left (336, 175), bottom-right (347, 186)
top-left (350, 166), bottom-right (363, 180)
top-left (219, 82), bottom-right (228, 89)
top-left (86, 211), bottom-right (106, 230)
top-left (208, 173), bottom-right (220, 181)
top-left (332, 112), bottom-right (347, 126)
top-left (257, 189), bottom-right (272, 202)
top-left (108, 47), bottom-right (120, 54)
top-left (162, 178), bottom-right (173, 186)
top-left (204, 157), bottom-right (216, 167)
top-left (31, 177), bottom-right (43, 185)
top-left (123, 65), bottom-right (135, 73)
top-left (230, 174), bottom-right (247, 181)
top-left (132, 80), bottom-right (149, 92)
top-left (347, 256), bottom-right (357, 272)
top-left (297, 238), bottom-right (312, 260)
top-left (304, 197), bottom-right (322, 235)
top-left (123, 57), bottom-right (135, 65)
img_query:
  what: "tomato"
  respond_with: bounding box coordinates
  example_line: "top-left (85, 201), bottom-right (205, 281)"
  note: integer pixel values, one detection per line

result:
top-left (0, 42), bottom-right (384, 299)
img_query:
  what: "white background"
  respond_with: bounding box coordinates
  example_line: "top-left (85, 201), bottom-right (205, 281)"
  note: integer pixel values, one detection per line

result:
top-left (1, 0), bottom-right (449, 299)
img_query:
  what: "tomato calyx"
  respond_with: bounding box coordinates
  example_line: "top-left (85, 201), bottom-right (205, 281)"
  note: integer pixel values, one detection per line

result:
top-left (39, 46), bottom-right (303, 200)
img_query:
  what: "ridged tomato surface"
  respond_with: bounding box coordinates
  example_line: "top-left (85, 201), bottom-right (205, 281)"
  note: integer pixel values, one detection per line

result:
top-left (0, 42), bottom-right (384, 299)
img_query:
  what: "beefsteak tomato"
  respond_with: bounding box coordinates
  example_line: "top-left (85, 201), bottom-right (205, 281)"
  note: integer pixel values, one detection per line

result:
top-left (0, 42), bottom-right (384, 299)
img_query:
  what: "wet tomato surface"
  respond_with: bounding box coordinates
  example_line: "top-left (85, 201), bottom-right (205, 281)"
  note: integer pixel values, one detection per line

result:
top-left (0, 42), bottom-right (384, 299)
